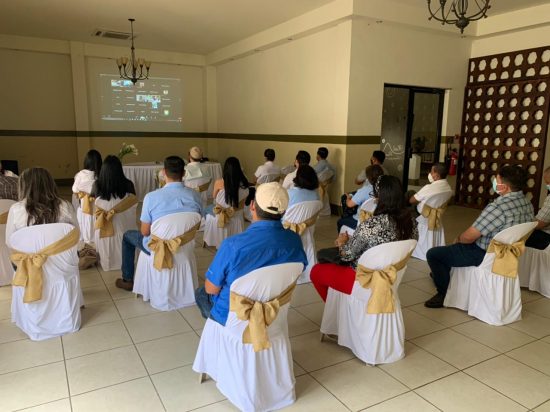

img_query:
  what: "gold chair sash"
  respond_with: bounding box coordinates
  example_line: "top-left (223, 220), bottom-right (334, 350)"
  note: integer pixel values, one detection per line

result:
top-left (213, 199), bottom-right (245, 228)
top-left (0, 211), bottom-right (8, 224)
top-left (359, 209), bottom-right (373, 223)
top-left (318, 180), bottom-right (330, 200)
top-left (355, 252), bottom-right (412, 314)
top-left (11, 227), bottom-right (80, 303)
top-left (77, 191), bottom-right (95, 215)
top-left (230, 281), bottom-right (296, 352)
top-left (195, 181), bottom-right (211, 193)
top-left (94, 195), bottom-right (138, 238)
top-left (487, 238), bottom-right (526, 278)
top-left (421, 203), bottom-right (448, 230)
top-left (282, 213), bottom-right (319, 235)
top-left (147, 222), bottom-right (200, 270)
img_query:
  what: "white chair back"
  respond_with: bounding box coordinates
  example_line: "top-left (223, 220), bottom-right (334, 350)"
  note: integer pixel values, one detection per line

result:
top-left (257, 174), bottom-right (281, 184)
top-left (317, 168), bottom-right (335, 183)
top-left (94, 195), bottom-right (138, 271)
top-left (421, 190), bottom-right (453, 210)
top-left (359, 197), bottom-right (377, 213)
top-left (358, 239), bottom-right (417, 270)
top-left (152, 211), bottom-right (202, 238)
top-left (10, 223), bottom-right (82, 340)
top-left (185, 176), bottom-right (212, 189)
top-left (0, 199), bottom-right (16, 214)
top-left (284, 200), bottom-right (323, 223)
top-left (0, 199), bottom-right (17, 285)
top-left (493, 221), bottom-right (537, 244)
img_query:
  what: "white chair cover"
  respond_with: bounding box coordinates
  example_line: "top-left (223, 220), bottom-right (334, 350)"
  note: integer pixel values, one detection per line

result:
top-left (10, 223), bottom-right (83, 341)
top-left (445, 221), bottom-right (537, 326)
top-left (412, 190), bottom-right (453, 261)
top-left (203, 188), bottom-right (248, 249)
top-left (193, 262), bottom-right (303, 412)
top-left (317, 169), bottom-right (335, 217)
top-left (94, 195), bottom-right (138, 271)
top-left (339, 197), bottom-right (377, 236)
top-left (518, 243), bottom-right (550, 298)
top-left (320, 239), bottom-right (417, 365)
top-left (257, 174), bottom-right (281, 184)
top-left (283, 200), bottom-right (323, 284)
top-left (185, 176), bottom-right (212, 209)
top-left (0, 199), bottom-right (16, 286)
top-left (76, 193), bottom-right (94, 244)
top-left (133, 212), bottom-right (202, 311)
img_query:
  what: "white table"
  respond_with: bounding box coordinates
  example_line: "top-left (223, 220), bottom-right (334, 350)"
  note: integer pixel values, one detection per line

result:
top-left (123, 161), bottom-right (223, 201)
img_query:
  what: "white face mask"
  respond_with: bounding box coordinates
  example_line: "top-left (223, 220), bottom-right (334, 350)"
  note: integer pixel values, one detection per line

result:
top-left (428, 173), bottom-right (434, 183)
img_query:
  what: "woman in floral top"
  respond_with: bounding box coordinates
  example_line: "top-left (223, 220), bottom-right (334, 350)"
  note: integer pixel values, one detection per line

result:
top-left (311, 175), bottom-right (418, 301)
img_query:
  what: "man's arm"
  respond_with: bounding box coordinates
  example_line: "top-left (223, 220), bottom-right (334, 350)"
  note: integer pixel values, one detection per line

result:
top-left (457, 226), bottom-right (482, 244)
top-left (205, 279), bottom-right (221, 295)
top-left (345, 194), bottom-right (357, 208)
top-left (535, 219), bottom-right (549, 230)
top-left (140, 221), bottom-right (151, 236)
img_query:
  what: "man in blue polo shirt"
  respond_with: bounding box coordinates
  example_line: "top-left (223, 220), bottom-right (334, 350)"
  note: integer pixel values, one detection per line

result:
top-left (195, 182), bottom-right (307, 325)
top-left (116, 156), bottom-right (203, 291)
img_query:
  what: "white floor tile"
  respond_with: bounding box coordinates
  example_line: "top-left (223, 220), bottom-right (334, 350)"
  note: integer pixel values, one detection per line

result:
top-left (0, 337), bottom-right (62, 374)
top-left (408, 303), bottom-right (473, 327)
top-left (536, 400), bottom-right (550, 411)
top-left (151, 365), bottom-right (225, 411)
top-left (114, 297), bottom-right (160, 319)
top-left (412, 329), bottom-right (499, 369)
top-left (62, 320), bottom-right (132, 359)
top-left (380, 342), bottom-right (457, 389)
top-left (81, 301), bottom-right (122, 327)
top-left (521, 288), bottom-right (544, 303)
top-left (66, 346), bottom-right (147, 395)
top-left (452, 320), bottom-right (535, 352)
top-left (288, 308), bottom-right (320, 337)
top-left (291, 284), bottom-right (323, 307)
top-left (19, 398), bottom-right (71, 412)
top-left (523, 299), bottom-right (550, 319)
top-left (81, 284), bottom-right (112, 305)
top-left (284, 374), bottom-right (348, 411)
top-left (465, 355), bottom-right (550, 409)
top-left (405, 278), bottom-right (437, 294)
top-left (294, 301), bottom-right (325, 325)
top-left (71, 377), bottom-right (164, 412)
top-left (136, 331), bottom-right (200, 374)
top-left (416, 372), bottom-right (526, 412)
top-left (79, 271), bottom-right (104, 289)
top-left (507, 311), bottom-right (550, 339)
top-left (0, 362), bottom-right (68, 411)
top-left (364, 391), bottom-right (439, 412)
top-left (401, 267), bottom-right (430, 283)
top-left (178, 304), bottom-right (207, 330)
top-left (124, 311), bottom-right (192, 343)
top-left (402, 308), bottom-right (446, 340)
top-left (0, 285), bottom-right (12, 301)
top-left (311, 358), bottom-right (408, 410)
top-left (0, 300), bottom-right (11, 320)
top-left (507, 340), bottom-right (550, 376)
top-left (0, 318), bottom-right (28, 344)
top-left (398, 284), bottom-right (432, 307)
top-left (291, 331), bottom-right (354, 372)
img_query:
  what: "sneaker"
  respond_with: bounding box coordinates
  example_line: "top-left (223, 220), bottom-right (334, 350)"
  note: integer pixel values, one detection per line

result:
top-left (115, 278), bottom-right (134, 291)
top-left (424, 293), bottom-right (445, 308)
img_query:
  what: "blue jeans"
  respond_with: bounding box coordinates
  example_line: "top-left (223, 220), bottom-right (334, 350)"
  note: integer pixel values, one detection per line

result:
top-left (121, 230), bottom-right (150, 281)
top-left (427, 243), bottom-right (486, 295)
top-left (194, 286), bottom-right (214, 319)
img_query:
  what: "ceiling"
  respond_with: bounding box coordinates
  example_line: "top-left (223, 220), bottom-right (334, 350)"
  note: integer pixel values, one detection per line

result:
top-left (0, 0), bottom-right (334, 54)
top-left (393, 0), bottom-right (550, 16)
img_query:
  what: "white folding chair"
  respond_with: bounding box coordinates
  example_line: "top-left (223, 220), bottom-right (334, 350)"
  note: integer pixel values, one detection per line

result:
top-left (203, 189), bottom-right (248, 249)
top-left (339, 197), bottom-right (377, 236)
top-left (283, 200), bottom-right (323, 284)
top-left (257, 173), bottom-right (281, 184)
top-left (133, 212), bottom-right (202, 311)
top-left (320, 240), bottom-right (416, 365)
top-left (76, 193), bottom-right (95, 244)
top-left (193, 262), bottom-right (303, 412)
top-left (185, 176), bottom-right (213, 209)
top-left (94, 195), bottom-right (138, 271)
top-left (10, 223), bottom-right (83, 340)
top-left (445, 221), bottom-right (537, 325)
top-left (518, 243), bottom-right (550, 298)
top-left (412, 190), bottom-right (453, 261)
top-left (317, 169), bottom-right (335, 217)
top-left (0, 199), bottom-right (16, 286)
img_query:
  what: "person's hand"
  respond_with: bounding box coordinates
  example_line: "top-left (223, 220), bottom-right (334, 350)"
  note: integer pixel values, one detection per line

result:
top-left (346, 193), bottom-right (352, 200)
top-left (335, 232), bottom-right (349, 247)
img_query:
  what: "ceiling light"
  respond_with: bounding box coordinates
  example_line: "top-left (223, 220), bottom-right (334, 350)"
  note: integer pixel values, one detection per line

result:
top-left (427, 0), bottom-right (491, 34)
top-left (116, 18), bottom-right (151, 84)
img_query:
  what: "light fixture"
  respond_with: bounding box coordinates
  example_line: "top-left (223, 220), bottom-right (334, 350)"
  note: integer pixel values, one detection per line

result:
top-left (116, 18), bottom-right (151, 84)
top-left (427, 0), bottom-right (491, 34)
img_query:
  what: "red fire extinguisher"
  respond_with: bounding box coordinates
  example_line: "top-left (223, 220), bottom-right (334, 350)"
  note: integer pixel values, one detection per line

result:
top-left (449, 149), bottom-right (458, 176)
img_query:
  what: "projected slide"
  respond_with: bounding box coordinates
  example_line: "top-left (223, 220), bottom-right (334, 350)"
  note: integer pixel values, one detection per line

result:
top-left (100, 74), bottom-right (182, 123)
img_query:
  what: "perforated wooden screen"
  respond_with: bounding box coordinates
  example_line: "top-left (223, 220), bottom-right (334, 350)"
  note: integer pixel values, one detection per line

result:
top-left (455, 46), bottom-right (550, 210)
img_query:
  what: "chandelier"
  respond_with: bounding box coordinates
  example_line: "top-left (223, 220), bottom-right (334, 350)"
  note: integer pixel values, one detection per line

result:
top-left (116, 18), bottom-right (151, 84)
top-left (427, 0), bottom-right (491, 34)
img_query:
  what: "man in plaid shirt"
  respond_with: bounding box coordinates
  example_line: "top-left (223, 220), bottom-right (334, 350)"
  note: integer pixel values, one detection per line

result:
top-left (425, 165), bottom-right (534, 308)
top-left (525, 166), bottom-right (550, 250)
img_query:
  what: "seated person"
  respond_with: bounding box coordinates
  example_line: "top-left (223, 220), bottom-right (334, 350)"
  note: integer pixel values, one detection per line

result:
top-left (287, 165), bottom-right (320, 208)
top-left (91, 155), bottom-right (136, 200)
top-left (207, 157), bottom-right (250, 215)
top-left (254, 148), bottom-right (281, 184)
top-left (425, 165), bottom-right (535, 308)
top-left (311, 175), bottom-right (418, 301)
top-left (282, 150), bottom-right (310, 190)
top-left (408, 162), bottom-right (452, 213)
top-left (313, 147), bottom-right (336, 178)
top-left (337, 165), bottom-right (384, 232)
top-left (355, 150), bottom-right (387, 185)
top-left (116, 156), bottom-right (203, 291)
top-left (194, 182), bottom-right (308, 324)
top-left (0, 163), bottom-right (18, 200)
top-left (184, 146), bottom-right (208, 182)
top-left (6, 167), bottom-right (77, 244)
top-left (72, 150), bottom-right (102, 200)
top-left (526, 166), bottom-right (550, 250)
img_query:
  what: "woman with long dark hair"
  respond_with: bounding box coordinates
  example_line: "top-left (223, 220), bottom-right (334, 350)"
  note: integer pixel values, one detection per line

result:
top-left (91, 155), bottom-right (135, 200)
top-left (287, 164), bottom-right (320, 208)
top-left (208, 157), bottom-right (249, 214)
top-left (311, 175), bottom-right (418, 301)
top-left (72, 149), bottom-right (102, 196)
top-left (6, 167), bottom-right (77, 244)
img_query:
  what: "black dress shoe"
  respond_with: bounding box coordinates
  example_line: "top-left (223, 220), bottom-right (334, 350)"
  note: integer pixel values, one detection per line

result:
top-left (115, 278), bottom-right (134, 291)
top-left (424, 293), bottom-right (445, 308)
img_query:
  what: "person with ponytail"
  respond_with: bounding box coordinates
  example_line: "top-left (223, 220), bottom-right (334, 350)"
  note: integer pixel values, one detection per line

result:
top-left (311, 175), bottom-right (418, 301)
top-left (207, 157), bottom-right (250, 215)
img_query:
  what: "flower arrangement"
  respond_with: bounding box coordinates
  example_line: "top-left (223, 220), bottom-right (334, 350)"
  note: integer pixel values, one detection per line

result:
top-left (117, 143), bottom-right (139, 160)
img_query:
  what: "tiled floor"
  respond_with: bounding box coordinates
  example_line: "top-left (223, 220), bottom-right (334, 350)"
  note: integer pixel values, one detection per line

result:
top-left (2, 207), bottom-right (550, 411)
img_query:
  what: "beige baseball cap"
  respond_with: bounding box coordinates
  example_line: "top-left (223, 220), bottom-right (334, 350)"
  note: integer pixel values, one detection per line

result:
top-left (255, 182), bottom-right (289, 214)
top-left (189, 146), bottom-right (203, 160)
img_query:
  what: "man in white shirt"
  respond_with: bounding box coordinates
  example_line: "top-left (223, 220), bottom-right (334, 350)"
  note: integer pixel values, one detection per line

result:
top-left (254, 148), bottom-right (281, 183)
top-left (282, 150), bottom-right (311, 190)
top-left (184, 146), bottom-right (210, 184)
top-left (313, 147), bottom-right (336, 177)
top-left (409, 163), bottom-right (452, 213)
top-left (525, 166), bottom-right (550, 250)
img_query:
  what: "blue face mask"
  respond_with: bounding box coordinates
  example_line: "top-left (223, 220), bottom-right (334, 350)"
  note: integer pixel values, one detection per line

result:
top-left (492, 179), bottom-right (501, 195)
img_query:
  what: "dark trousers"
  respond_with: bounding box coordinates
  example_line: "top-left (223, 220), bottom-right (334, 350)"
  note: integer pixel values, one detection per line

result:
top-left (525, 229), bottom-right (550, 250)
top-left (340, 191), bottom-right (358, 217)
top-left (336, 215), bottom-right (358, 233)
top-left (427, 243), bottom-right (486, 295)
top-left (121, 230), bottom-right (150, 281)
top-left (194, 286), bottom-right (214, 319)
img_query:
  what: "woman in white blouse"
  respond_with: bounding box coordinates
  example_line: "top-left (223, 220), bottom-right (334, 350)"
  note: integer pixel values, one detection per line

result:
top-left (6, 167), bottom-right (77, 247)
top-left (72, 150), bottom-right (102, 196)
